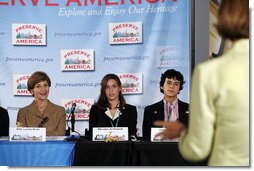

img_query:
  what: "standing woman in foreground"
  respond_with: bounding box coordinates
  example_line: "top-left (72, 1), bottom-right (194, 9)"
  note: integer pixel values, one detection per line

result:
top-left (88, 74), bottom-right (137, 137)
top-left (17, 71), bottom-right (66, 136)
top-left (155, 0), bottom-right (249, 166)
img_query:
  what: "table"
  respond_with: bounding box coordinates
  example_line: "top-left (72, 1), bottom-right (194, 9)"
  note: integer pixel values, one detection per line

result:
top-left (0, 140), bottom-right (75, 166)
top-left (73, 137), bottom-right (133, 166)
top-left (0, 137), bottom-right (207, 166)
top-left (132, 139), bottom-right (208, 166)
top-left (73, 137), bottom-right (207, 166)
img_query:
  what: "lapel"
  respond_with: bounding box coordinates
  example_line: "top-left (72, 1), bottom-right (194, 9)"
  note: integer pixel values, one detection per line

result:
top-left (178, 100), bottom-right (189, 119)
top-left (27, 100), bottom-right (41, 118)
top-left (153, 100), bottom-right (164, 120)
top-left (43, 100), bottom-right (55, 118)
top-left (178, 100), bottom-right (183, 119)
top-left (119, 105), bottom-right (126, 115)
top-left (27, 100), bottom-right (55, 118)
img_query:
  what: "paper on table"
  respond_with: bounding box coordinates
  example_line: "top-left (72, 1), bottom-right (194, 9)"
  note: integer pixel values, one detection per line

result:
top-left (0, 136), bottom-right (9, 141)
top-left (46, 136), bottom-right (67, 141)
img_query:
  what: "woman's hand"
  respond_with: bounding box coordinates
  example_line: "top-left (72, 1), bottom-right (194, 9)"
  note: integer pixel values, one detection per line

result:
top-left (154, 120), bottom-right (186, 139)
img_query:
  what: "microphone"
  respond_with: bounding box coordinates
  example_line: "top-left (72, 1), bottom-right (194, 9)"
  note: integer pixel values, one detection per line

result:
top-left (64, 103), bottom-right (81, 142)
top-left (71, 103), bottom-right (77, 113)
top-left (70, 103), bottom-right (76, 132)
top-left (38, 116), bottom-right (49, 127)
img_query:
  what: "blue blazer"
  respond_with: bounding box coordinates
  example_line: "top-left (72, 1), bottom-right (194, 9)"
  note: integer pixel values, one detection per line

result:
top-left (142, 99), bottom-right (189, 138)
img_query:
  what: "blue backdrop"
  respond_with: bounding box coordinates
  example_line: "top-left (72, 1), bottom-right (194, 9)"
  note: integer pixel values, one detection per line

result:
top-left (0, 0), bottom-right (191, 136)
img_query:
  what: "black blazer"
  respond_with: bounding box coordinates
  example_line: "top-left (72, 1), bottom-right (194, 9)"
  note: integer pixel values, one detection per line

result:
top-left (88, 104), bottom-right (138, 137)
top-left (0, 107), bottom-right (9, 136)
top-left (142, 99), bottom-right (189, 138)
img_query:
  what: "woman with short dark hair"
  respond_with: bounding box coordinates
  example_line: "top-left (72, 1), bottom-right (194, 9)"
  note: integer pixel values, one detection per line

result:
top-left (17, 71), bottom-right (66, 136)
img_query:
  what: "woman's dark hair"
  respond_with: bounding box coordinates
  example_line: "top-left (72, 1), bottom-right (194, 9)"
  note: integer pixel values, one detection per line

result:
top-left (27, 71), bottom-right (51, 92)
top-left (216, 0), bottom-right (249, 40)
top-left (96, 74), bottom-right (126, 109)
top-left (160, 69), bottom-right (185, 94)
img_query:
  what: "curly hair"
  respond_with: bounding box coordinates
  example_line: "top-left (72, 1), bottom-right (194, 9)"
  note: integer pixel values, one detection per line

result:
top-left (160, 69), bottom-right (185, 94)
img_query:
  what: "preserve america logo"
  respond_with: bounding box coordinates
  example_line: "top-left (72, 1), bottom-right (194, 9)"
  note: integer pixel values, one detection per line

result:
top-left (61, 49), bottom-right (94, 71)
top-left (12, 23), bottom-right (46, 45)
top-left (117, 73), bottom-right (143, 94)
top-left (109, 22), bottom-right (142, 44)
top-left (156, 46), bottom-right (184, 67)
top-left (13, 74), bottom-right (31, 96)
top-left (62, 98), bottom-right (94, 120)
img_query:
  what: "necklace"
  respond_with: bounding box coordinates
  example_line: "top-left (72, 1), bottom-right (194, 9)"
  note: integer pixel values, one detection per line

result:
top-left (109, 109), bottom-right (122, 127)
top-left (110, 115), bottom-right (120, 127)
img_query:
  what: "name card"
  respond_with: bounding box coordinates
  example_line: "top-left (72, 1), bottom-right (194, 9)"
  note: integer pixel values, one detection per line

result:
top-left (92, 127), bottom-right (128, 141)
top-left (9, 127), bottom-right (46, 142)
top-left (151, 127), bottom-right (180, 142)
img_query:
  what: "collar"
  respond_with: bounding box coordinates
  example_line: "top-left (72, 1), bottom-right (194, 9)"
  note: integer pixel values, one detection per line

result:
top-left (163, 98), bottom-right (178, 107)
top-left (28, 100), bottom-right (54, 118)
top-left (105, 108), bottom-right (121, 120)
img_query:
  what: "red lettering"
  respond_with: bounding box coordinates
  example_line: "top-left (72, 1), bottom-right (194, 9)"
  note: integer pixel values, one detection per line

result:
top-left (64, 65), bottom-right (91, 69)
top-left (84, 0), bottom-right (102, 6)
top-left (0, 0), bottom-right (177, 6)
top-left (146, 0), bottom-right (160, 3)
top-left (65, 99), bottom-right (92, 107)
top-left (0, 0), bottom-right (58, 6)
top-left (129, 0), bottom-right (135, 4)
top-left (64, 50), bottom-right (90, 58)
top-left (17, 89), bottom-right (30, 94)
top-left (119, 74), bottom-right (139, 81)
top-left (45, 0), bottom-right (58, 6)
top-left (12, 0), bottom-right (25, 5)
top-left (15, 25), bottom-right (43, 33)
top-left (0, 0), bottom-right (8, 5)
top-left (113, 37), bottom-right (139, 43)
top-left (112, 23), bottom-right (138, 32)
top-left (16, 76), bottom-right (29, 83)
top-left (122, 88), bottom-right (139, 93)
top-left (105, 0), bottom-right (118, 5)
top-left (31, 0), bottom-right (39, 6)
top-left (66, 0), bottom-right (82, 6)
top-left (16, 39), bottom-right (43, 44)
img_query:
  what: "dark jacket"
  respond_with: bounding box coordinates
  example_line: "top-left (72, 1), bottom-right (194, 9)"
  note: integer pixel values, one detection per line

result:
top-left (88, 104), bottom-right (137, 137)
top-left (0, 107), bottom-right (9, 136)
top-left (142, 99), bottom-right (189, 138)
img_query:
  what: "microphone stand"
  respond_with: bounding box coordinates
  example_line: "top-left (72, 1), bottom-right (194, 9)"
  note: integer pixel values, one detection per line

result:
top-left (71, 109), bottom-right (75, 133)
top-left (64, 106), bottom-right (81, 142)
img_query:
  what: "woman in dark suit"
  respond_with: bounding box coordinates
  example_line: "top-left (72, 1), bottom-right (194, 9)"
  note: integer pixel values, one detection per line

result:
top-left (88, 74), bottom-right (137, 137)
top-left (0, 107), bottom-right (9, 136)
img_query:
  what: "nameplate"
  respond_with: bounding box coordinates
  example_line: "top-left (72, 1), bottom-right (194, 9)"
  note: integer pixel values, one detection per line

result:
top-left (151, 128), bottom-right (180, 142)
top-left (92, 127), bottom-right (128, 141)
top-left (9, 127), bottom-right (46, 142)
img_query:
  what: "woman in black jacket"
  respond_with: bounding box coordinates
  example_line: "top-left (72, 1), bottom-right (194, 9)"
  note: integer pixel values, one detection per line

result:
top-left (88, 74), bottom-right (137, 137)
